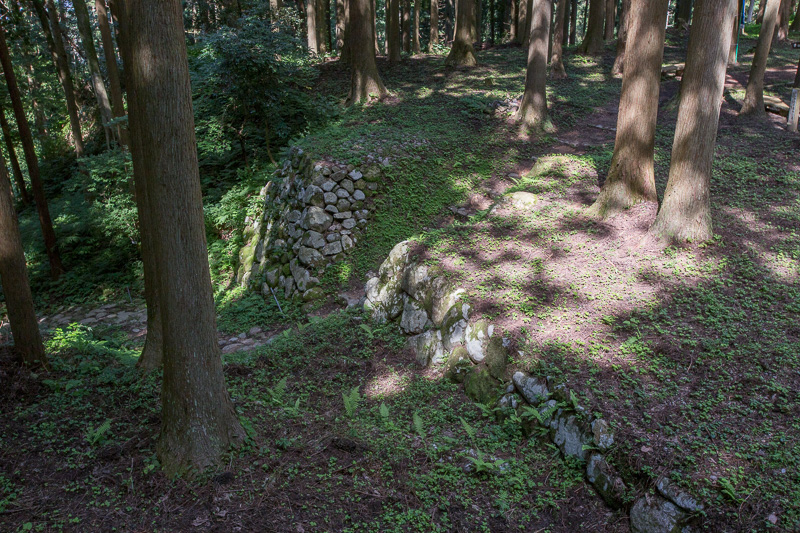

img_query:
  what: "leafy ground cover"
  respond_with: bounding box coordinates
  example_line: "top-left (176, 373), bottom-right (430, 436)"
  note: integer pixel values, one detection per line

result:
top-left (2, 28), bottom-right (800, 532)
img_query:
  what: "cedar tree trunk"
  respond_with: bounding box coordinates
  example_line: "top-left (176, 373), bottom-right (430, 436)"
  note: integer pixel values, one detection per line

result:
top-left (388, 0), bottom-right (401, 61)
top-left (611, 0), bottom-right (629, 75)
top-left (740, 0), bottom-right (780, 117)
top-left (122, 0), bottom-right (245, 476)
top-left (516, 0), bottom-right (551, 129)
top-left (446, 0), bottom-right (478, 65)
top-left (604, 0), bottom-right (615, 39)
top-left (577, 0), bottom-right (605, 54)
top-left (95, 0), bottom-right (128, 147)
top-left (569, 0), bottom-right (577, 43)
top-left (0, 152), bottom-right (46, 366)
top-left (0, 108), bottom-right (29, 204)
top-left (403, 0), bottom-right (411, 51)
top-left (590, 0), bottom-right (668, 217)
top-left (551, 0), bottom-right (567, 78)
top-left (650, 0), bottom-right (737, 242)
top-left (346, 0), bottom-right (388, 103)
top-left (430, 0), bottom-right (439, 47)
top-left (774, 0), bottom-right (790, 42)
top-left (0, 26), bottom-right (64, 279)
top-left (306, 0), bottom-right (319, 52)
top-left (413, 0), bottom-right (421, 53)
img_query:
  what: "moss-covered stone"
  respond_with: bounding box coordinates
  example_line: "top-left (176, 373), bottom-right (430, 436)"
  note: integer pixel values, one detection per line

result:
top-left (464, 366), bottom-right (503, 405)
top-left (485, 337), bottom-right (508, 379)
top-left (443, 346), bottom-right (473, 383)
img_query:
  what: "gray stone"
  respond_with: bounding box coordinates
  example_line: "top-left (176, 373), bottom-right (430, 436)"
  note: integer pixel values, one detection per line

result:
top-left (325, 205), bottom-right (338, 214)
top-left (498, 393), bottom-right (520, 410)
top-left (298, 246), bottom-right (324, 267)
top-left (354, 209), bottom-right (369, 220)
top-left (441, 302), bottom-right (470, 351)
top-left (303, 185), bottom-right (324, 207)
top-left (321, 180), bottom-right (336, 192)
top-left (324, 192), bottom-right (338, 205)
top-left (323, 241), bottom-right (343, 256)
top-left (430, 282), bottom-right (465, 327)
top-left (591, 419), bottom-right (615, 451)
top-left (265, 268), bottom-right (279, 288)
top-left (512, 372), bottom-right (551, 404)
top-left (507, 191), bottom-right (538, 210)
top-left (408, 329), bottom-right (444, 366)
top-left (336, 188), bottom-right (350, 198)
top-left (465, 320), bottom-right (492, 363)
top-left (286, 210), bottom-right (302, 223)
top-left (349, 169), bottom-right (363, 181)
top-left (302, 207), bottom-right (333, 232)
top-left (401, 262), bottom-right (439, 304)
top-left (586, 453), bottom-right (626, 508)
top-left (340, 179), bottom-right (354, 193)
top-left (301, 231), bottom-right (325, 249)
top-left (363, 241), bottom-right (411, 322)
top-left (353, 190), bottom-right (366, 201)
top-left (336, 199), bottom-right (351, 211)
top-left (656, 478), bottom-right (703, 513)
top-left (629, 495), bottom-right (688, 533)
top-left (464, 367), bottom-right (503, 405)
top-left (484, 337), bottom-right (508, 379)
top-left (283, 275), bottom-right (294, 299)
top-left (322, 167), bottom-right (332, 176)
top-left (331, 170), bottom-right (346, 182)
top-left (326, 233), bottom-right (339, 242)
top-left (290, 260), bottom-right (312, 291)
top-left (342, 218), bottom-right (357, 230)
top-left (303, 287), bottom-right (325, 301)
top-left (342, 235), bottom-right (354, 250)
top-left (367, 182), bottom-right (378, 191)
top-left (549, 409), bottom-right (592, 461)
top-left (400, 295), bottom-right (431, 334)
top-left (443, 346), bottom-right (472, 383)
top-left (248, 326), bottom-right (262, 336)
top-left (362, 167), bottom-right (381, 182)
top-left (333, 211), bottom-right (352, 220)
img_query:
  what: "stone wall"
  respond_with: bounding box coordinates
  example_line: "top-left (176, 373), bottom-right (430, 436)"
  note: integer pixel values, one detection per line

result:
top-left (237, 147), bottom-right (382, 301)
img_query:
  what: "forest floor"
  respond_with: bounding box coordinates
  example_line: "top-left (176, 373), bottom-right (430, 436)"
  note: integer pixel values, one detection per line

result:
top-left (2, 27), bottom-right (800, 533)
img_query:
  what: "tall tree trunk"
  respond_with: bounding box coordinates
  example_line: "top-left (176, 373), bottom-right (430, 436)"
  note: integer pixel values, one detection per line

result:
top-left (509, 0), bottom-right (517, 40)
top-left (413, 0), bottom-right (421, 52)
top-left (577, 0), bottom-right (604, 54)
top-left (341, 0), bottom-right (352, 62)
top-left (729, 0), bottom-right (742, 64)
top-left (551, 0), bottom-right (567, 78)
top-left (650, 0), bottom-right (737, 243)
top-left (0, 151), bottom-right (46, 367)
top-left (113, 0), bottom-right (163, 370)
top-left (122, 0), bottom-right (244, 477)
top-left (30, 0), bottom-right (84, 157)
top-left (446, 0), bottom-right (478, 64)
top-left (317, 0), bottom-right (331, 53)
top-left (569, 0), bottom-right (577, 43)
top-left (388, 0), bottom-right (401, 61)
top-left (430, 0), bottom-right (439, 46)
top-left (675, 0), bottom-right (692, 25)
top-left (604, 0), bottom-right (615, 39)
top-left (0, 108), bottom-right (30, 205)
top-left (306, 0), bottom-right (319, 52)
top-left (590, 0), bottom-right (668, 217)
top-left (336, 0), bottom-right (346, 50)
top-left (95, 0), bottom-right (128, 147)
top-left (740, 0), bottom-right (780, 117)
top-left (374, 0), bottom-right (379, 55)
top-left (346, 0), bottom-right (388, 103)
top-left (516, 0), bottom-right (551, 129)
top-left (73, 0), bottom-right (116, 144)
top-left (756, 0), bottom-right (765, 20)
top-left (0, 27), bottom-right (64, 280)
top-left (403, 0), bottom-right (411, 51)
top-left (521, 0), bottom-right (533, 46)
top-left (774, 0), bottom-right (790, 41)
top-left (562, 0), bottom-right (570, 44)
top-left (611, 0), bottom-right (629, 75)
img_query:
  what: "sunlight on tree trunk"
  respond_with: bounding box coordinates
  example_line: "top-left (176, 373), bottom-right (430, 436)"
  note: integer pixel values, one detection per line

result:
top-left (122, 0), bottom-right (245, 477)
top-left (0, 153), bottom-right (46, 367)
top-left (346, 0), bottom-right (389, 104)
top-left (516, 0), bottom-right (552, 131)
top-left (446, 0), bottom-right (478, 65)
top-left (650, 0), bottom-right (737, 243)
top-left (740, 0), bottom-right (780, 117)
top-left (589, 0), bottom-right (668, 218)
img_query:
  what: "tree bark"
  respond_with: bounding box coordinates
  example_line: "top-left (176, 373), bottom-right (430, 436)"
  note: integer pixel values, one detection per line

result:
top-left (0, 27), bottom-right (64, 280)
top-left (430, 0), bottom-right (439, 47)
top-left (569, 0), bottom-right (576, 43)
top-left (413, 0), bottom-right (421, 52)
top-left (30, 0), bottom-right (84, 157)
top-left (306, 0), bottom-right (319, 52)
top-left (0, 151), bottom-right (46, 367)
top-left (509, 0), bottom-right (517, 41)
top-left (611, 0), bottom-right (629, 75)
top-left (317, 0), bottom-right (331, 53)
top-left (346, 0), bottom-right (388, 103)
top-left (516, 0), bottom-right (551, 129)
top-left (740, 0), bottom-right (780, 117)
top-left (562, 0), bottom-right (570, 44)
top-left (336, 0), bottom-right (346, 50)
top-left (95, 0), bottom-right (128, 147)
top-left (590, 0), bottom-right (668, 217)
top-left (0, 109), bottom-right (29, 205)
top-left (577, 0), bottom-right (604, 54)
top-left (774, 0), bottom-right (790, 41)
top-left (521, 0), bottom-right (532, 46)
top-left (446, 0), bottom-right (478, 64)
top-left (604, 0), bottom-right (615, 39)
top-left (550, 0), bottom-right (567, 78)
top-left (728, 0), bottom-right (741, 64)
top-left (388, 0), bottom-right (401, 61)
top-left (122, 0), bottom-right (245, 477)
top-left (675, 0), bottom-right (692, 25)
top-left (403, 0), bottom-right (411, 51)
top-left (650, 0), bottom-right (737, 243)
top-left (73, 0), bottom-right (116, 144)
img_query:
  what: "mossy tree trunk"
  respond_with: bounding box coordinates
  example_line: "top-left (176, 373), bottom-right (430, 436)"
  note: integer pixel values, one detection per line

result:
top-left (650, 0), bottom-right (737, 243)
top-left (589, 0), bottom-right (668, 217)
top-left (740, 0), bottom-right (780, 117)
top-left (122, 0), bottom-right (245, 477)
top-left (0, 152), bottom-right (46, 367)
top-left (446, 0), bottom-right (478, 65)
top-left (346, 0), bottom-right (389, 103)
top-left (516, 0), bottom-right (551, 130)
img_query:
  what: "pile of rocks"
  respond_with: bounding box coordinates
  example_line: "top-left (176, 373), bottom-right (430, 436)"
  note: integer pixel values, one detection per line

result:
top-left (365, 239), bottom-right (704, 532)
top-left (237, 147), bottom-right (381, 302)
